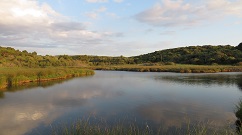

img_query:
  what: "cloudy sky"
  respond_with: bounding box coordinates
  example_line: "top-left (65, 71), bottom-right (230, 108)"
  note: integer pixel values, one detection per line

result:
top-left (0, 0), bottom-right (241, 56)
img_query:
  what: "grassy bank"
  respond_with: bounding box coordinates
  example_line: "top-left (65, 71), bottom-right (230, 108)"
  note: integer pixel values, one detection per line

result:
top-left (90, 64), bottom-right (242, 73)
top-left (0, 67), bottom-right (94, 89)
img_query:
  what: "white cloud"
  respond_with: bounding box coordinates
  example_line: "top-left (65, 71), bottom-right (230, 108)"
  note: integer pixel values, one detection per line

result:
top-left (135, 0), bottom-right (242, 27)
top-left (206, 0), bottom-right (242, 17)
top-left (97, 6), bottom-right (107, 12)
top-left (85, 12), bottom-right (98, 19)
top-left (85, 0), bottom-right (108, 3)
top-left (85, 6), bottom-right (107, 19)
top-left (85, 0), bottom-right (123, 4)
top-left (0, 0), bottom-right (119, 55)
top-left (0, 1), bottom-right (59, 26)
top-left (106, 12), bottom-right (119, 19)
top-left (113, 0), bottom-right (123, 3)
top-left (160, 31), bottom-right (175, 35)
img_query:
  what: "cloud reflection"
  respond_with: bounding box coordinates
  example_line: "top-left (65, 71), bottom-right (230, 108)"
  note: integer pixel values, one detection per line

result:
top-left (136, 100), bottom-right (235, 130)
top-left (157, 73), bottom-right (242, 91)
top-left (0, 79), bottom-right (122, 135)
top-left (0, 91), bottom-right (4, 98)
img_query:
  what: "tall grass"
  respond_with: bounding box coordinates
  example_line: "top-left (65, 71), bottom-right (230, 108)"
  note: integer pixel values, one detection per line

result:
top-left (0, 67), bottom-right (94, 89)
top-left (51, 118), bottom-right (235, 135)
top-left (235, 100), bottom-right (242, 135)
top-left (90, 64), bottom-right (242, 73)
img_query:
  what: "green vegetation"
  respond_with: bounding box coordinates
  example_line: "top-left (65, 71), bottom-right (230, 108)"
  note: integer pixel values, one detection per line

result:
top-left (0, 46), bottom-right (86, 67)
top-left (0, 46), bottom-right (95, 89)
top-left (236, 43), bottom-right (242, 52)
top-left (73, 43), bottom-right (242, 66)
top-left (1, 43), bottom-right (242, 68)
top-left (1, 43), bottom-right (242, 74)
top-left (0, 67), bottom-right (94, 89)
top-left (134, 44), bottom-right (242, 65)
top-left (90, 64), bottom-right (242, 73)
top-left (52, 118), bottom-right (234, 135)
top-left (235, 100), bottom-right (242, 134)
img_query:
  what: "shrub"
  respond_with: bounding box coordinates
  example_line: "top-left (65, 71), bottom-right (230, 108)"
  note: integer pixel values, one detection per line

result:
top-left (211, 63), bottom-right (218, 66)
top-left (236, 62), bottom-right (242, 66)
top-left (165, 62), bottom-right (176, 65)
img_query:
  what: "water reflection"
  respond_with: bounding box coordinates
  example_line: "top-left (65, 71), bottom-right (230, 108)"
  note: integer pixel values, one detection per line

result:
top-left (0, 91), bottom-right (4, 98)
top-left (1, 78), bottom-right (74, 93)
top-left (137, 101), bottom-right (234, 129)
top-left (0, 80), bottom-right (70, 135)
top-left (0, 71), bottom-right (242, 135)
top-left (0, 75), bottom-right (123, 135)
top-left (237, 80), bottom-right (242, 91)
top-left (158, 73), bottom-right (242, 91)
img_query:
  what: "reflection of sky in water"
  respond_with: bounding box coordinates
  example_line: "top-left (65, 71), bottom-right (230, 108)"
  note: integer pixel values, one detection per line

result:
top-left (0, 71), bottom-right (242, 135)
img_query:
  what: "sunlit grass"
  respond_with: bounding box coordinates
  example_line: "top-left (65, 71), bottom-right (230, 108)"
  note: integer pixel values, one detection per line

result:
top-left (0, 67), bottom-right (94, 89)
top-left (90, 64), bottom-right (242, 73)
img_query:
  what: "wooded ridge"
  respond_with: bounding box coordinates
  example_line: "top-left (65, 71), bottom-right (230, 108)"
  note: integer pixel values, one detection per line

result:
top-left (1, 43), bottom-right (242, 67)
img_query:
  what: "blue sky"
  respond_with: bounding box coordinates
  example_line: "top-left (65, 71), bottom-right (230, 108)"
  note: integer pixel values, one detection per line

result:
top-left (0, 0), bottom-right (241, 56)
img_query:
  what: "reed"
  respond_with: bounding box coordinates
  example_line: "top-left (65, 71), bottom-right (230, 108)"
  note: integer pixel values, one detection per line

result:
top-left (90, 64), bottom-right (242, 73)
top-left (51, 118), bottom-right (235, 135)
top-left (0, 67), bottom-right (94, 89)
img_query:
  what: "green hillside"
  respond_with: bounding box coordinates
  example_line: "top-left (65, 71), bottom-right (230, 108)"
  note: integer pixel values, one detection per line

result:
top-left (1, 43), bottom-right (242, 67)
top-left (134, 44), bottom-right (242, 65)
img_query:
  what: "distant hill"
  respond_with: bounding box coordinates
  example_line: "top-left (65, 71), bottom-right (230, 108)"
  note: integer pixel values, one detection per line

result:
top-left (133, 45), bottom-right (242, 65)
top-left (1, 43), bottom-right (242, 67)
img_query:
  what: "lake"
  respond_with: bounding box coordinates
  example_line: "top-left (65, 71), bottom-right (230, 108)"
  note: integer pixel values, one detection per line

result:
top-left (1, 71), bottom-right (242, 135)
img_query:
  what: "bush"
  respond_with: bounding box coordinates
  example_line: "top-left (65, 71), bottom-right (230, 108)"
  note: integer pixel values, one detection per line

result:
top-left (211, 63), bottom-right (218, 66)
top-left (164, 62), bottom-right (176, 65)
top-left (236, 62), bottom-right (242, 66)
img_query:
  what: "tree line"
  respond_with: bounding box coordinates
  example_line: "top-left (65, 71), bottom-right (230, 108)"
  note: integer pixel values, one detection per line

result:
top-left (135, 44), bottom-right (242, 65)
top-left (0, 43), bottom-right (242, 67)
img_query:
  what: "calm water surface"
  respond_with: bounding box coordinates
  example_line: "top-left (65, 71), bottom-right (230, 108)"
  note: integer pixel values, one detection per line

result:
top-left (1, 71), bottom-right (242, 135)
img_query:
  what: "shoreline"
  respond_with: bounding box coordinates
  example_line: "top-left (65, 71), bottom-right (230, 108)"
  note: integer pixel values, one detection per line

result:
top-left (0, 68), bottom-right (94, 90)
top-left (89, 64), bottom-right (242, 73)
top-left (1, 65), bottom-right (242, 89)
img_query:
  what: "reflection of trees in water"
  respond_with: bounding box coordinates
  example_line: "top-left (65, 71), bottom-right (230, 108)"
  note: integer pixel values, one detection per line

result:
top-left (158, 74), bottom-right (242, 91)
top-left (0, 91), bottom-right (4, 98)
top-left (237, 79), bottom-right (242, 91)
top-left (0, 77), bottom-right (75, 99)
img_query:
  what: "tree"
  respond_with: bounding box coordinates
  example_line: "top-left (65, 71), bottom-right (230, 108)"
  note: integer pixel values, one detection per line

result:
top-left (236, 42), bottom-right (242, 51)
top-left (32, 51), bottom-right (37, 55)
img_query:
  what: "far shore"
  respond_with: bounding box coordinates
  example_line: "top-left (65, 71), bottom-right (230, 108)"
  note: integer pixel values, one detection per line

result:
top-left (1, 64), bottom-right (242, 90)
top-left (88, 64), bottom-right (242, 73)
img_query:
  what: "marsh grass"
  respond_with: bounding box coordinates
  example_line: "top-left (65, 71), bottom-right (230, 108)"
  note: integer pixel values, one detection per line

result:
top-left (235, 100), bottom-right (242, 135)
top-left (90, 64), bottom-right (242, 73)
top-left (52, 118), bottom-right (159, 135)
top-left (0, 67), bottom-right (94, 89)
top-left (51, 117), bottom-right (236, 135)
